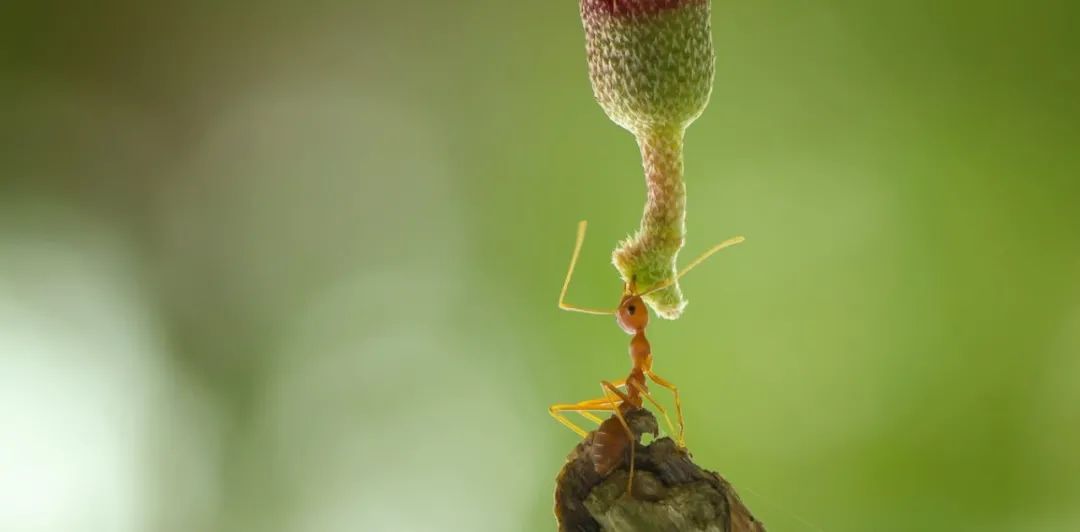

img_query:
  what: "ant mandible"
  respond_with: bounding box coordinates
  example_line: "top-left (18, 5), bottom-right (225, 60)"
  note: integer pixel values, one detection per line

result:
top-left (548, 220), bottom-right (743, 487)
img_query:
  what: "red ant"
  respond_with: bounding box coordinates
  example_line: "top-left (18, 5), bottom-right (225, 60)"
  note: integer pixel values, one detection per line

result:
top-left (549, 221), bottom-right (744, 491)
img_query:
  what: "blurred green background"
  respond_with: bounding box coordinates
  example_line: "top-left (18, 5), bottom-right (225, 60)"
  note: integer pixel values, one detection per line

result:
top-left (1, 1), bottom-right (1078, 531)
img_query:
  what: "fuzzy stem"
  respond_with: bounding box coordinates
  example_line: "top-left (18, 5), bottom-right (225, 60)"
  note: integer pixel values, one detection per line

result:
top-left (635, 126), bottom-right (687, 261)
top-left (612, 125), bottom-right (688, 319)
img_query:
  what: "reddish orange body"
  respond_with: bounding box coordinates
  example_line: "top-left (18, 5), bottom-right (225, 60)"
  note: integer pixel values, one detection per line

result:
top-left (552, 289), bottom-right (685, 486)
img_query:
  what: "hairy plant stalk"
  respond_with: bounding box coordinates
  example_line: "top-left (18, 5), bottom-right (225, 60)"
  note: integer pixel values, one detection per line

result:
top-left (613, 126), bottom-right (687, 318)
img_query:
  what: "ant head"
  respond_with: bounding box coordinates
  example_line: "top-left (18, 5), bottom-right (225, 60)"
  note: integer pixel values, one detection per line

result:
top-left (615, 294), bottom-right (648, 335)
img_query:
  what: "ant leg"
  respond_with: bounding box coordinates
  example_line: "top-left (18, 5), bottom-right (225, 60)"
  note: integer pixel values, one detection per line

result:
top-left (645, 370), bottom-right (685, 447)
top-left (626, 380), bottom-right (678, 445)
top-left (549, 400), bottom-right (621, 438)
top-left (548, 378), bottom-right (630, 434)
top-left (552, 379), bottom-right (629, 427)
top-left (558, 221), bottom-right (617, 316)
top-left (579, 411), bottom-right (605, 425)
top-left (601, 380), bottom-right (636, 494)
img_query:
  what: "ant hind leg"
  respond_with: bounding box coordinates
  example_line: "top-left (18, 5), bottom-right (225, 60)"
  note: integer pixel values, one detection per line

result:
top-left (549, 402), bottom-right (618, 438)
top-left (645, 370), bottom-right (685, 447)
top-left (627, 380), bottom-right (679, 446)
top-left (549, 384), bottom-right (629, 438)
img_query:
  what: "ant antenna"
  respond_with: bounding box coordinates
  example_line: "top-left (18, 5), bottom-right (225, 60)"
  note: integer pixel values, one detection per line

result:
top-left (558, 220), bottom-right (617, 315)
top-left (639, 235), bottom-right (745, 297)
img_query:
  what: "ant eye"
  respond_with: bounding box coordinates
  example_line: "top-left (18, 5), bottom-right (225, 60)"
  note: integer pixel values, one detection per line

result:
top-left (616, 296), bottom-right (648, 334)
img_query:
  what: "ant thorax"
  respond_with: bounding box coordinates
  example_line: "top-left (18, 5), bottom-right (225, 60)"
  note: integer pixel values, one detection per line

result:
top-left (628, 332), bottom-right (651, 369)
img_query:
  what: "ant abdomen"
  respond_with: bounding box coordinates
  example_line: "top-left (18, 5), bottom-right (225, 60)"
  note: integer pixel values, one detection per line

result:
top-left (591, 416), bottom-right (630, 476)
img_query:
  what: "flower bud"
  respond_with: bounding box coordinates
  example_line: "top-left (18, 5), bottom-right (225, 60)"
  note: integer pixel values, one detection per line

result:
top-left (580, 0), bottom-right (715, 133)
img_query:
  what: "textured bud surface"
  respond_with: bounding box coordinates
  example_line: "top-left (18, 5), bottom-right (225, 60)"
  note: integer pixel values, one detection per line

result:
top-left (580, 0), bottom-right (715, 319)
top-left (581, 0), bottom-right (714, 132)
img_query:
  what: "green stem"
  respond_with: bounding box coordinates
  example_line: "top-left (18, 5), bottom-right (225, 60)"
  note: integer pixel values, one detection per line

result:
top-left (612, 125), bottom-right (688, 319)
